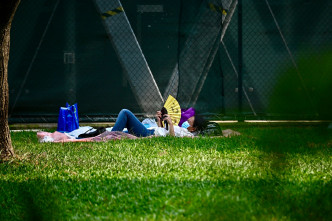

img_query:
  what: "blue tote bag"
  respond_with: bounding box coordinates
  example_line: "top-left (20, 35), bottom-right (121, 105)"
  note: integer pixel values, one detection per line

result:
top-left (57, 103), bottom-right (79, 132)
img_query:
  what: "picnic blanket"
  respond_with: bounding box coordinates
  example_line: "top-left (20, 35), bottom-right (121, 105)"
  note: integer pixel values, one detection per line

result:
top-left (37, 131), bottom-right (137, 143)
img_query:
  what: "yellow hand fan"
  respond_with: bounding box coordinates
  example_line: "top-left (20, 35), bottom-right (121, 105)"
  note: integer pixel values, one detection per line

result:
top-left (161, 95), bottom-right (181, 127)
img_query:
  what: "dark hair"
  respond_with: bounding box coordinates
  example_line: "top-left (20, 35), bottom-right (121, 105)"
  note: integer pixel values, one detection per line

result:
top-left (193, 114), bottom-right (208, 132)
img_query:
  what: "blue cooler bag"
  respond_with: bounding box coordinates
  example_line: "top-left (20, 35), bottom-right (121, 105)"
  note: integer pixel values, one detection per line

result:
top-left (57, 103), bottom-right (79, 132)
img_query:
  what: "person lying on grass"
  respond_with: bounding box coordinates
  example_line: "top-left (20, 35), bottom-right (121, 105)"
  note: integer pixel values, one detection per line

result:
top-left (111, 109), bottom-right (207, 137)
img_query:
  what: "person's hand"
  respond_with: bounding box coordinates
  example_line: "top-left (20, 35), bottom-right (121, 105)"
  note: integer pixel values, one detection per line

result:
top-left (163, 114), bottom-right (173, 125)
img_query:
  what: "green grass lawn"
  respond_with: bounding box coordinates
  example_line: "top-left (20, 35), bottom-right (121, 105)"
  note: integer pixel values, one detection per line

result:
top-left (1, 125), bottom-right (331, 220)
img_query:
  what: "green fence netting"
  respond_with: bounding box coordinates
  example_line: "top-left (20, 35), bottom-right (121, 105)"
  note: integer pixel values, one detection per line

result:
top-left (8, 0), bottom-right (332, 123)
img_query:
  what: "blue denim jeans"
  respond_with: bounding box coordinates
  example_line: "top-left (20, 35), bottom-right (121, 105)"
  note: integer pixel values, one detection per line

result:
top-left (111, 109), bottom-right (155, 137)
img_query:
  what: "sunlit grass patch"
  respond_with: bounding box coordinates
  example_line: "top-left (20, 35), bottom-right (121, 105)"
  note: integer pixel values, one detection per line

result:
top-left (1, 126), bottom-right (331, 220)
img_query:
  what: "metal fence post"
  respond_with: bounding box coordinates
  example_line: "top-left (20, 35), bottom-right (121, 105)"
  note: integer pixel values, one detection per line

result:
top-left (64, 0), bottom-right (77, 105)
top-left (238, 0), bottom-right (243, 121)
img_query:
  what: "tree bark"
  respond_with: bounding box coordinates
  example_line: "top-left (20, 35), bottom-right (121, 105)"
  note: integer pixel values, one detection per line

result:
top-left (0, 0), bottom-right (21, 160)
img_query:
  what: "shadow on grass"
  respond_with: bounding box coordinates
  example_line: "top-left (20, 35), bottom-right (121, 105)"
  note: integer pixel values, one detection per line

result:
top-left (253, 126), bottom-right (332, 153)
top-left (0, 177), bottom-right (331, 220)
top-left (251, 126), bottom-right (331, 175)
top-left (244, 126), bottom-right (332, 220)
top-left (0, 181), bottom-right (60, 221)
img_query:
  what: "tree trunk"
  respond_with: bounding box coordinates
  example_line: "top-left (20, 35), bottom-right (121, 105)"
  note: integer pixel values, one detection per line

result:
top-left (0, 0), bottom-right (21, 160)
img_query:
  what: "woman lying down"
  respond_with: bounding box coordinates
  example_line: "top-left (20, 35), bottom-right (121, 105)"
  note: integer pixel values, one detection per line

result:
top-left (111, 108), bottom-right (207, 138)
top-left (37, 108), bottom-right (209, 142)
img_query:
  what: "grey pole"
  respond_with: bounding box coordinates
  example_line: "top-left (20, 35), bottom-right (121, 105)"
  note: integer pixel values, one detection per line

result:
top-left (64, 0), bottom-right (77, 104)
top-left (238, 0), bottom-right (243, 119)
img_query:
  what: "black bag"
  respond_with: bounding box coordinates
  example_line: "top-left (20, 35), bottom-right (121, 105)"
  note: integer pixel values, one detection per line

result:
top-left (78, 127), bottom-right (106, 138)
top-left (201, 122), bottom-right (222, 136)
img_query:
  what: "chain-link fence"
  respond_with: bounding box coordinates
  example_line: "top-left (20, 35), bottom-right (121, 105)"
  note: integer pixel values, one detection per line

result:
top-left (8, 0), bottom-right (332, 123)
